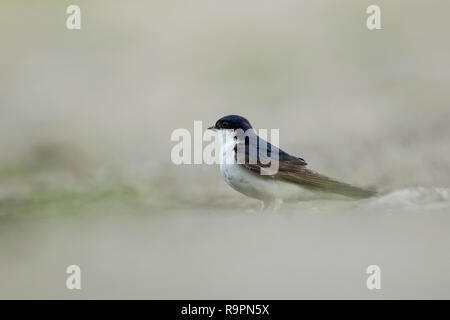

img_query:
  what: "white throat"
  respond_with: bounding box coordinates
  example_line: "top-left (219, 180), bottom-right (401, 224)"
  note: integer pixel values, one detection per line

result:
top-left (218, 129), bottom-right (235, 146)
top-left (218, 129), bottom-right (237, 165)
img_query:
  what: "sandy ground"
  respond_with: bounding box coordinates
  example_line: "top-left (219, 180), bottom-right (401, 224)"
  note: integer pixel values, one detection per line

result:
top-left (1, 187), bottom-right (450, 299)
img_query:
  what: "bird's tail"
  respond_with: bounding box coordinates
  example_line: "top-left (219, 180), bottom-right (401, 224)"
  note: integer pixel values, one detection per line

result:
top-left (279, 168), bottom-right (377, 199)
top-left (325, 179), bottom-right (377, 199)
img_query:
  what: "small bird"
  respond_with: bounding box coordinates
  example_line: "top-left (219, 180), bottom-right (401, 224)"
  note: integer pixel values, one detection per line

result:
top-left (208, 115), bottom-right (376, 211)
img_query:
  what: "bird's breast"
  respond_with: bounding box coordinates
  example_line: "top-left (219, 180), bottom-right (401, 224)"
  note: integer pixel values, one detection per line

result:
top-left (217, 129), bottom-right (324, 201)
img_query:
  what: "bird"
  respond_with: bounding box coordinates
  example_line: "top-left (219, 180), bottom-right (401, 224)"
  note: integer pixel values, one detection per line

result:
top-left (208, 115), bottom-right (377, 211)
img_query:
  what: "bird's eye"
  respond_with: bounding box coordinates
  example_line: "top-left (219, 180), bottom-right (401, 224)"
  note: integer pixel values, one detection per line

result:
top-left (222, 121), bottom-right (229, 128)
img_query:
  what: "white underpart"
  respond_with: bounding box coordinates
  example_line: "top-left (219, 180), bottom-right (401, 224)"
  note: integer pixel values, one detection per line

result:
top-left (218, 130), bottom-right (323, 204)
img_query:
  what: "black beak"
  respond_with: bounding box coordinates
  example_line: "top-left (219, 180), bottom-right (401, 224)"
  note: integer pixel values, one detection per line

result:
top-left (207, 125), bottom-right (216, 130)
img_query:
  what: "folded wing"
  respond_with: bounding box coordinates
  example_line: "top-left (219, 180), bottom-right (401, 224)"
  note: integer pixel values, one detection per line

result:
top-left (237, 138), bottom-right (376, 199)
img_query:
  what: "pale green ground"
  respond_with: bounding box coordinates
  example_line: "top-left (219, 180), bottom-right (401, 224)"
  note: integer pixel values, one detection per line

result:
top-left (1, 0), bottom-right (450, 298)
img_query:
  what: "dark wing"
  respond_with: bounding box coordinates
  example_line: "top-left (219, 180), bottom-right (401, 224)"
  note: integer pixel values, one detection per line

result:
top-left (237, 134), bottom-right (307, 166)
top-left (237, 138), bottom-right (376, 199)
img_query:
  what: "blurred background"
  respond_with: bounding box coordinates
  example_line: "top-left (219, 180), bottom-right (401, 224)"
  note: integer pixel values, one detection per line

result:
top-left (0, 0), bottom-right (449, 299)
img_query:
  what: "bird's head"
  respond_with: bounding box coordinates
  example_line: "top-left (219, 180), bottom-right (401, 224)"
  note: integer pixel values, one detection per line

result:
top-left (208, 115), bottom-right (253, 131)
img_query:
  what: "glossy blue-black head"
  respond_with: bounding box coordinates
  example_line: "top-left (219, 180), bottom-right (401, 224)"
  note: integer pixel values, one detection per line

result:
top-left (208, 115), bottom-right (253, 131)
